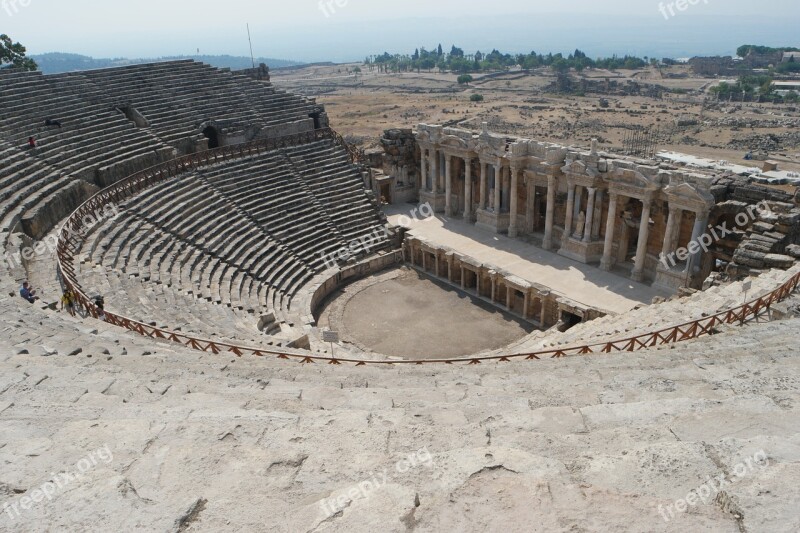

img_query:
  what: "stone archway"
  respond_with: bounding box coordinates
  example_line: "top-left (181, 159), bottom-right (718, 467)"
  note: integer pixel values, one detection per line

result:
top-left (202, 125), bottom-right (220, 149)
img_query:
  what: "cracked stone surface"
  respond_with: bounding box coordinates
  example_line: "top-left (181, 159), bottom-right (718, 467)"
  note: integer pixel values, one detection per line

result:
top-left (0, 292), bottom-right (798, 532)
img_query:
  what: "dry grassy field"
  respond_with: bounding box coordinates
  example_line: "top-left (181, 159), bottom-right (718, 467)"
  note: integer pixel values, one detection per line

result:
top-left (272, 63), bottom-right (800, 173)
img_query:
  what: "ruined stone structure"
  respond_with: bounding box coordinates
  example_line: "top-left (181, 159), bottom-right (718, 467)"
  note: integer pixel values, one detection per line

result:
top-left (1, 60), bottom-right (800, 533)
top-left (371, 128), bottom-right (418, 204)
top-left (411, 123), bottom-right (722, 290)
top-left (403, 237), bottom-right (604, 329)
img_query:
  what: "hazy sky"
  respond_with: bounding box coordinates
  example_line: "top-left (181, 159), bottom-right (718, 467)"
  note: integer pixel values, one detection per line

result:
top-left (3, 0), bottom-right (799, 61)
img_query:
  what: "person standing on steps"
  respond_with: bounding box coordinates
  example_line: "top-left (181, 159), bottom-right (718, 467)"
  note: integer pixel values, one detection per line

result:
top-left (94, 295), bottom-right (106, 321)
top-left (27, 136), bottom-right (36, 150)
top-left (60, 290), bottom-right (76, 317)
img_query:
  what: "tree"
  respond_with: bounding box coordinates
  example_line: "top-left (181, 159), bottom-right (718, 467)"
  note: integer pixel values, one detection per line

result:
top-left (437, 44), bottom-right (443, 57)
top-left (550, 58), bottom-right (570, 73)
top-left (0, 35), bottom-right (37, 71)
top-left (470, 94), bottom-right (484, 102)
top-left (457, 74), bottom-right (473, 85)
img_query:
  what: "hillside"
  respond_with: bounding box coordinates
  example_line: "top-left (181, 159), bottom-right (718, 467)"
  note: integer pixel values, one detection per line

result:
top-left (29, 52), bottom-right (302, 74)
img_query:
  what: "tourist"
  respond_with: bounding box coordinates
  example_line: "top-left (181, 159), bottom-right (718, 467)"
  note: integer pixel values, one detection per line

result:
top-left (19, 282), bottom-right (39, 303)
top-left (44, 118), bottom-right (62, 128)
top-left (27, 136), bottom-right (36, 149)
top-left (60, 290), bottom-right (76, 317)
top-left (94, 295), bottom-right (106, 321)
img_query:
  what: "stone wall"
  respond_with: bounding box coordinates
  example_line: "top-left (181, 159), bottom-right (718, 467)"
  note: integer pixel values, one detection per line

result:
top-left (404, 236), bottom-right (607, 330)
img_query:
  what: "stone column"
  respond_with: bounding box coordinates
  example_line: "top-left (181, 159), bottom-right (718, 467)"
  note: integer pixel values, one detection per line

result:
top-left (572, 186), bottom-right (583, 236)
top-left (523, 291), bottom-right (530, 319)
top-left (600, 193), bottom-right (619, 271)
top-left (539, 291), bottom-right (550, 327)
top-left (564, 183), bottom-right (576, 240)
top-left (543, 175), bottom-right (557, 251)
top-left (685, 210), bottom-right (709, 273)
top-left (509, 166), bottom-right (519, 238)
top-left (582, 187), bottom-right (597, 243)
top-left (631, 198), bottom-right (652, 282)
top-left (501, 170), bottom-right (510, 213)
top-left (430, 149), bottom-right (438, 193)
top-left (444, 154), bottom-right (452, 216)
top-left (479, 162), bottom-right (487, 210)
top-left (526, 179), bottom-right (535, 234)
top-left (493, 164), bottom-right (502, 213)
top-left (592, 189), bottom-right (604, 240)
top-left (464, 157), bottom-right (472, 220)
top-left (420, 148), bottom-right (428, 191)
top-left (661, 207), bottom-right (681, 267)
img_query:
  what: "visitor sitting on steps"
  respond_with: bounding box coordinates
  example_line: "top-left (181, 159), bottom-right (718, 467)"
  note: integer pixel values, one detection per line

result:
top-left (19, 282), bottom-right (39, 304)
top-left (27, 136), bottom-right (36, 149)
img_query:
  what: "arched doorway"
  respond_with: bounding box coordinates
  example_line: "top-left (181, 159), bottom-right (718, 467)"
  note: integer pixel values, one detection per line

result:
top-left (202, 126), bottom-right (220, 149)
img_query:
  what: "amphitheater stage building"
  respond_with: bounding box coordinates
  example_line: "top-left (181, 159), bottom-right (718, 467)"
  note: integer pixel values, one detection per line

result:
top-left (385, 205), bottom-right (671, 317)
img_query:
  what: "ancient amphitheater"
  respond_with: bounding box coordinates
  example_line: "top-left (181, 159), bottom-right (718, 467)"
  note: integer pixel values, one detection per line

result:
top-left (1, 60), bottom-right (799, 532)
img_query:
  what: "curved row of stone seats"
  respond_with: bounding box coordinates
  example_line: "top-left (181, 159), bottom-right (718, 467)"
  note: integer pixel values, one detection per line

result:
top-left (68, 137), bottom-right (390, 340)
top-left (505, 265), bottom-right (800, 355)
top-left (285, 140), bottom-right (391, 245)
top-left (229, 70), bottom-right (326, 125)
top-left (69, 60), bottom-right (320, 149)
top-left (197, 151), bottom-right (349, 271)
top-left (0, 71), bottom-right (169, 177)
top-left (77, 267), bottom-right (270, 345)
top-left (0, 70), bottom-right (172, 247)
top-left (1, 283), bottom-right (798, 531)
top-left (77, 175), bottom-right (312, 328)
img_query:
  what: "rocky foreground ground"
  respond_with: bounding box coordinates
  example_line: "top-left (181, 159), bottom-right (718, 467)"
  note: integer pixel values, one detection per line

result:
top-left (1, 291), bottom-right (798, 532)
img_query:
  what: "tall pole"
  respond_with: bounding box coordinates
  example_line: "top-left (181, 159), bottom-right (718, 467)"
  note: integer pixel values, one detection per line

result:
top-left (247, 23), bottom-right (256, 69)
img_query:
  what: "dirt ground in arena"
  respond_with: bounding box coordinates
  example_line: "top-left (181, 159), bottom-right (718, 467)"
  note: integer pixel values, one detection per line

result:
top-left (327, 267), bottom-right (533, 359)
top-left (272, 63), bottom-right (800, 173)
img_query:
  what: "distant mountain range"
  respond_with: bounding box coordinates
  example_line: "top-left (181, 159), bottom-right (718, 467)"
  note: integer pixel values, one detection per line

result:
top-left (30, 53), bottom-right (303, 75)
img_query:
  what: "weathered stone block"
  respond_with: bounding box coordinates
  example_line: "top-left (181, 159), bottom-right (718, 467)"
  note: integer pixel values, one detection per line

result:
top-left (763, 254), bottom-right (795, 269)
